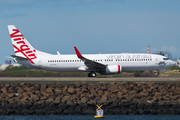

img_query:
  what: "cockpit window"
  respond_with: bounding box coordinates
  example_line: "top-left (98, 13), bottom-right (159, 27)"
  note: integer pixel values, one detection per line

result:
top-left (163, 58), bottom-right (168, 60)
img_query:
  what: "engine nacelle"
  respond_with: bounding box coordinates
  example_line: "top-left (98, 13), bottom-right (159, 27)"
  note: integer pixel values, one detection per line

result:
top-left (105, 65), bottom-right (122, 74)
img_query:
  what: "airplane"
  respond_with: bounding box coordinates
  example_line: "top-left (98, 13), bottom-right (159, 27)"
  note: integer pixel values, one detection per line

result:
top-left (8, 25), bottom-right (176, 77)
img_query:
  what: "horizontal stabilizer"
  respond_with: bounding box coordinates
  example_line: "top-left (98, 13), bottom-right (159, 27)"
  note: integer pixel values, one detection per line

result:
top-left (11, 55), bottom-right (28, 60)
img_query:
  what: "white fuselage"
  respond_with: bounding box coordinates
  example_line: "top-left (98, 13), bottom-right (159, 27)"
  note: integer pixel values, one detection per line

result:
top-left (16, 53), bottom-right (175, 72)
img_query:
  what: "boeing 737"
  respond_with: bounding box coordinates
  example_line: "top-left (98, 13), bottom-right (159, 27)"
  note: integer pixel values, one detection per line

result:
top-left (8, 25), bottom-right (175, 77)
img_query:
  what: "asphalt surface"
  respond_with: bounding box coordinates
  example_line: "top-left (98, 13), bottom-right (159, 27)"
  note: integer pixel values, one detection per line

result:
top-left (0, 77), bottom-right (180, 83)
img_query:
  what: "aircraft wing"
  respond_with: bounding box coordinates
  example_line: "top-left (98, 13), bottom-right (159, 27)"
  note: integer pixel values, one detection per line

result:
top-left (74, 47), bottom-right (106, 70)
top-left (11, 55), bottom-right (28, 60)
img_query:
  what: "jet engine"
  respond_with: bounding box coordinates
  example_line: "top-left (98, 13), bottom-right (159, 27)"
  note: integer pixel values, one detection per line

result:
top-left (105, 65), bottom-right (122, 74)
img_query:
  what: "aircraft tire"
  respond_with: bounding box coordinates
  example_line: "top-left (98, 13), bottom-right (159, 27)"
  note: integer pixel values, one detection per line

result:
top-left (88, 72), bottom-right (96, 77)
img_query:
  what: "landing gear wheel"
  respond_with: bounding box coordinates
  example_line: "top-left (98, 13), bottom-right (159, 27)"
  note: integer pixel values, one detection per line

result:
top-left (88, 72), bottom-right (96, 77)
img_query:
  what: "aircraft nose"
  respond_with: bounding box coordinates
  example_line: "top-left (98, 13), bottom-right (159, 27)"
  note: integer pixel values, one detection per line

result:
top-left (170, 60), bottom-right (176, 66)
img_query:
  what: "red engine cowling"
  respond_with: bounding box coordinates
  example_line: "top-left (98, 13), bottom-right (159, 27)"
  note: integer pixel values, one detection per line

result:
top-left (106, 65), bottom-right (122, 74)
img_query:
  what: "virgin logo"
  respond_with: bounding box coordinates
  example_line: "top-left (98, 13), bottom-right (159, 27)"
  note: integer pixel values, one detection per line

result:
top-left (10, 29), bottom-right (37, 64)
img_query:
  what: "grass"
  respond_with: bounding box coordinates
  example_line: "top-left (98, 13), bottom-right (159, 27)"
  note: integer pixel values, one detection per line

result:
top-left (0, 66), bottom-right (180, 77)
top-left (3, 66), bottom-right (28, 71)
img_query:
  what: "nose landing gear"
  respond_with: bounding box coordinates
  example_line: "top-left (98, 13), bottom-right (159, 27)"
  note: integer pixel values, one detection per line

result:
top-left (157, 70), bottom-right (160, 77)
top-left (88, 72), bottom-right (96, 77)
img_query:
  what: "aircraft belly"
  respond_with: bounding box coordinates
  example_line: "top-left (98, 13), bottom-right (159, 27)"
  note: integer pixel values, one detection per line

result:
top-left (122, 63), bottom-right (154, 71)
top-left (42, 66), bottom-right (79, 72)
top-left (122, 67), bottom-right (153, 71)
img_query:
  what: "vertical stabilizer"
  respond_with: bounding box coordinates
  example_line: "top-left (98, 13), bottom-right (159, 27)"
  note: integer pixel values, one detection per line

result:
top-left (7, 25), bottom-right (37, 64)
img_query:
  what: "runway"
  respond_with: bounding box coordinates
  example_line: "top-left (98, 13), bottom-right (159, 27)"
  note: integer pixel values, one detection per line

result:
top-left (0, 77), bottom-right (180, 83)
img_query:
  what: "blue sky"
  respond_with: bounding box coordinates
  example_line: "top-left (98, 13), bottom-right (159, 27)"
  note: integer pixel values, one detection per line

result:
top-left (0, 0), bottom-right (180, 64)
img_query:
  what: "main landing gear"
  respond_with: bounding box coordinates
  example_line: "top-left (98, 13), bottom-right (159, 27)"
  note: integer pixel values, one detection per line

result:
top-left (88, 72), bottom-right (96, 77)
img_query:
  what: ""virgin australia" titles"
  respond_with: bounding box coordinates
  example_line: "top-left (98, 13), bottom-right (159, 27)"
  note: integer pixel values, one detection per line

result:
top-left (106, 55), bottom-right (152, 60)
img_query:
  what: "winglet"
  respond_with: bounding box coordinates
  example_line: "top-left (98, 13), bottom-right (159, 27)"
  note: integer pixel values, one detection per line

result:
top-left (74, 46), bottom-right (83, 58)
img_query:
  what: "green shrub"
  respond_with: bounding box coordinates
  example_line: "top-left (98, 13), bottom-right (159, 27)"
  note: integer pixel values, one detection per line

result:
top-left (134, 71), bottom-right (140, 77)
top-left (167, 66), bottom-right (180, 70)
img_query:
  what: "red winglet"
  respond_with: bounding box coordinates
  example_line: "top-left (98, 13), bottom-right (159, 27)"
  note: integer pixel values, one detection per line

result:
top-left (74, 46), bottom-right (83, 58)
